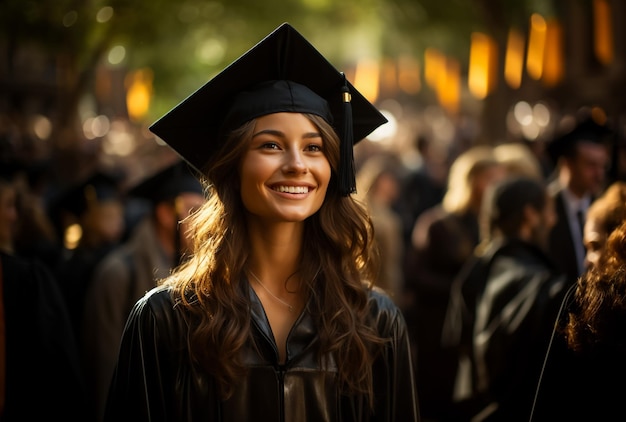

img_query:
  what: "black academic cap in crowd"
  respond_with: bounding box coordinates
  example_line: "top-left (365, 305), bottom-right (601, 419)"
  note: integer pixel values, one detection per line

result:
top-left (149, 22), bottom-right (387, 195)
top-left (56, 171), bottom-right (124, 217)
top-left (547, 115), bottom-right (613, 164)
top-left (128, 160), bottom-right (203, 205)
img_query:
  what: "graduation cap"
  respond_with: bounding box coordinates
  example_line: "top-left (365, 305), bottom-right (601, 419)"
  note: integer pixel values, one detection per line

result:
top-left (547, 115), bottom-right (613, 164)
top-left (55, 171), bottom-right (124, 218)
top-left (128, 160), bottom-right (203, 205)
top-left (149, 22), bottom-right (387, 196)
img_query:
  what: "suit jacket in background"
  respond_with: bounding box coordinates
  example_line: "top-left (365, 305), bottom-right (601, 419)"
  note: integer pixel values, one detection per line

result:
top-left (547, 186), bottom-right (584, 287)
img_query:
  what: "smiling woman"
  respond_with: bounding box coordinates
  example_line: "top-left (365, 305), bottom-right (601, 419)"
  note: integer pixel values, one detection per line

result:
top-left (104, 23), bottom-right (419, 422)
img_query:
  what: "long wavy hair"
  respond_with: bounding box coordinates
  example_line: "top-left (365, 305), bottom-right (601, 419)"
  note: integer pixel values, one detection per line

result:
top-left (565, 219), bottom-right (626, 354)
top-left (160, 113), bottom-right (385, 404)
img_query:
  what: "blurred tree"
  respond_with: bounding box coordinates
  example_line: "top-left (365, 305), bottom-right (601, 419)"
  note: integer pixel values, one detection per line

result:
top-left (0, 0), bottom-right (389, 157)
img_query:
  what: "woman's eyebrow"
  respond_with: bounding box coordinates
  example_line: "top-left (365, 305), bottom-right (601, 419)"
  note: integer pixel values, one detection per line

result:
top-left (252, 128), bottom-right (284, 139)
top-left (251, 129), bottom-right (322, 139)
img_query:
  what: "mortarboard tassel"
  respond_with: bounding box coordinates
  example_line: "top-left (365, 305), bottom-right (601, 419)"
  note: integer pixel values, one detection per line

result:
top-left (339, 73), bottom-right (356, 196)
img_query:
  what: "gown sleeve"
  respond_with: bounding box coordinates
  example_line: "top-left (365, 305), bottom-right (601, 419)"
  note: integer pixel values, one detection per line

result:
top-left (104, 288), bottom-right (175, 422)
top-left (371, 290), bottom-right (421, 422)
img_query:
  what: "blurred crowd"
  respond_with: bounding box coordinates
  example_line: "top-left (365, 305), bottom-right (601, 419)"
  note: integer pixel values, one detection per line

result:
top-left (356, 109), bottom-right (626, 421)
top-left (0, 157), bottom-right (205, 421)
top-left (1, 107), bottom-right (626, 421)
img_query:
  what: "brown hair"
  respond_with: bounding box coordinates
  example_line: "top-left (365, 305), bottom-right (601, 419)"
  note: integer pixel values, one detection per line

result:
top-left (161, 113), bottom-right (385, 403)
top-left (565, 219), bottom-right (626, 354)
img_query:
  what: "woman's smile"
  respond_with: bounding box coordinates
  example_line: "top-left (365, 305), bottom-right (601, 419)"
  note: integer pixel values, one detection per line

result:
top-left (240, 112), bottom-right (331, 223)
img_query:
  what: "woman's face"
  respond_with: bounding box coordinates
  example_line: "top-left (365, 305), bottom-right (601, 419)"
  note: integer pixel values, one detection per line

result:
top-left (583, 217), bottom-right (607, 270)
top-left (239, 112), bottom-right (331, 223)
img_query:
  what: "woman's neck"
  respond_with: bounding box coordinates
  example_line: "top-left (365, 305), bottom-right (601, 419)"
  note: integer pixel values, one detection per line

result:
top-left (247, 220), bottom-right (304, 288)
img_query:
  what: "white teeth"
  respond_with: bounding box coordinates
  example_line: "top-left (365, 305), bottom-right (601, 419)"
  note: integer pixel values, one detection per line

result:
top-left (275, 186), bottom-right (309, 193)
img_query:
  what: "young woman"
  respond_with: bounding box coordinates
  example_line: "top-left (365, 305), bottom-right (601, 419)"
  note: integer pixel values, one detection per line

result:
top-left (104, 24), bottom-right (419, 422)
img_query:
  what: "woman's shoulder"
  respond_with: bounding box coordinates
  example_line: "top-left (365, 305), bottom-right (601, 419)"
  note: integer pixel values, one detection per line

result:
top-left (367, 287), bottom-right (407, 334)
top-left (131, 284), bottom-right (178, 320)
top-left (123, 285), bottom-right (190, 343)
top-left (368, 286), bottom-right (396, 305)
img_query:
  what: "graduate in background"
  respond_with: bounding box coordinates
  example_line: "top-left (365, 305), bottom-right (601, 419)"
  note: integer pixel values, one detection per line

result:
top-left (82, 160), bottom-right (205, 422)
top-left (545, 114), bottom-right (612, 288)
top-left (0, 168), bottom-right (89, 421)
top-left (531, 181), bottom-right (626, 421)
top-left (54, 170), bottom-right (127, 341)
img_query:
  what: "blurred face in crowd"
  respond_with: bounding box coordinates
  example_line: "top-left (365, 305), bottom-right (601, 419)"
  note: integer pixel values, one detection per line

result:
top-left (566, 142), bottom-right (609, 197)
top-left (583, 217), bottom-right (607, 270)
top-left (371, 171), bottom-right (400, 206)
top-left (83, 200), bottom-right (126, 246)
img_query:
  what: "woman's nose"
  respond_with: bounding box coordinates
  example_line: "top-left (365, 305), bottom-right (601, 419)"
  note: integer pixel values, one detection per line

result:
top-left (283, 150), bottom-right (308, 174)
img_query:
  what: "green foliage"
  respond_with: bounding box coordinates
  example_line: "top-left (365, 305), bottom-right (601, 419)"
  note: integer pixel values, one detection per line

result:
top-left (1, 0), bottom-right (557, 125)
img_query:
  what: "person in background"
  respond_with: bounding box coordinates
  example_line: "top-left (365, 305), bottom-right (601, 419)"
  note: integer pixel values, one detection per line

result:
top-left (394, 134), bottom-right (448, 255)
top-left (54, 170), bottom-right (127, 342)
top-left (0, 169), bottom-right (90, 421)
top-left (581, 181), bottom-right (626, 270)
top-left (105, 23), bottom-right (418, 421)
top-left (404, 144), bottom-right (506, 421)
top-left (545, 114), bottom-right (612, 287)
top-left (439, 142), bottom-right (547, 420)
top-left (355, 155), bottom-right (405, 302)
top-left (10, 160), bottom-right (62, 271)
top-left (530, 181), bottom-right (626, 421)
top-left (448, 176), bottom-right (566, 421)
top-left (82, 159), bottom-right (205, 422)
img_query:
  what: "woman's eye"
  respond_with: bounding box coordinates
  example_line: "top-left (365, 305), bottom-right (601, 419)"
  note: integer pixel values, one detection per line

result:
top-left (306, 144), bottom-right (323, 152)
top-left (261, 142), bottom-right (280, 150)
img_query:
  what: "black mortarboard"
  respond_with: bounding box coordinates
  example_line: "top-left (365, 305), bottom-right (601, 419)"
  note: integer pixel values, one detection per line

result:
top-left (149, 22), bottom-right (387, 196)
top-left (547, 115), bottom-right (613, 164)
top-left (56, 171), bottom-right (124, 217)
top-left (129, 160), bottom-right (203, 205)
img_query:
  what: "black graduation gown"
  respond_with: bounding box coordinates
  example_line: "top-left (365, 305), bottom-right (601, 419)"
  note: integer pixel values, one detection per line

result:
top-left (55, 243), bottom-right (119, 340)
top-left (104, 284), bottom-right (420, 422)
top-left (530, 283), bottom-right (626, 421)
top-left (1, 251), bottom-right (90, 422)
top-left (445, 239), bottom-right (567, 422)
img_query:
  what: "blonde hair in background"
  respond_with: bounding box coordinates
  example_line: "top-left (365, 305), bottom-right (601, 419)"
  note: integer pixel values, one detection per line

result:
top-left (442, 145), bottom-right (500, 214)
top-left (494, 142), bottom-right (544, 181)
